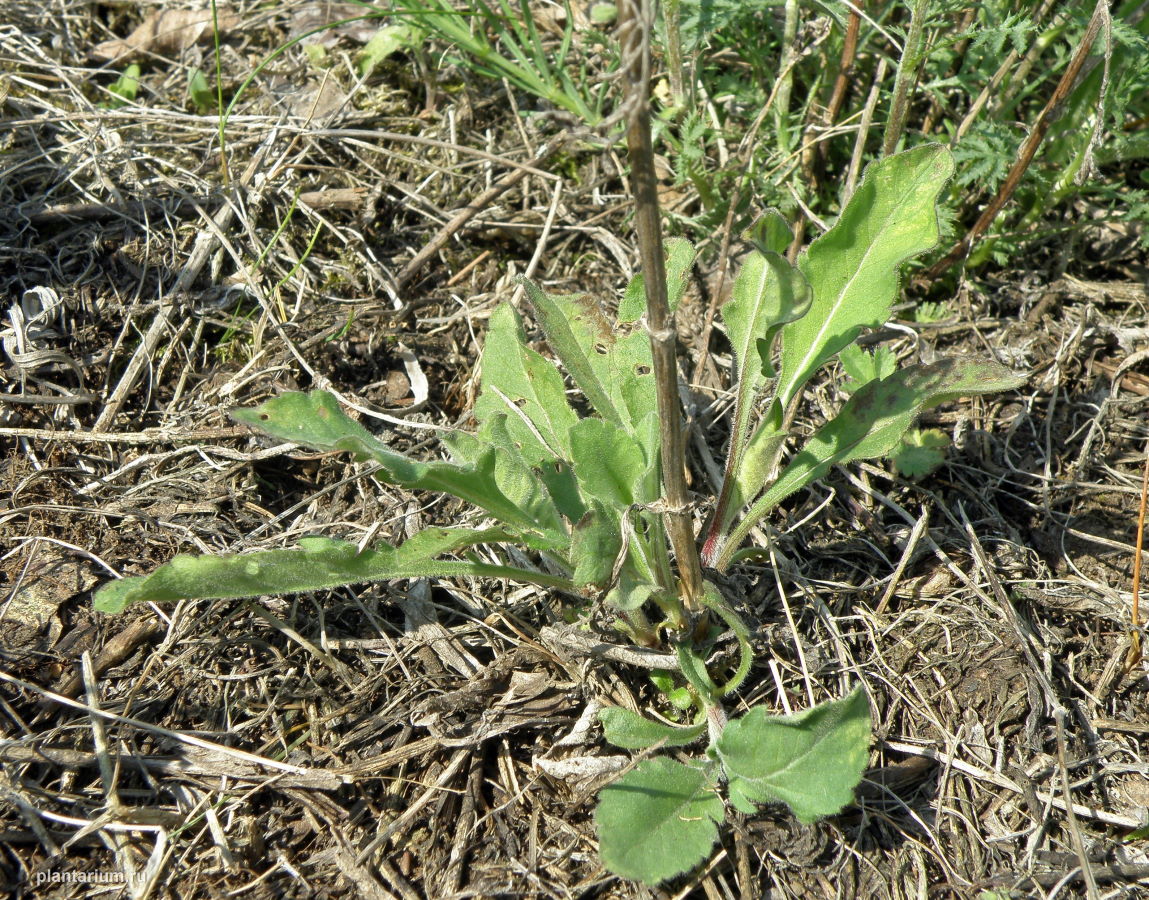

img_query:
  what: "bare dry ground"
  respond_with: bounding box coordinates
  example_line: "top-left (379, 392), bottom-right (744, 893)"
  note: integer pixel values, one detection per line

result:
top-left (3, 3), bottom-right (1149, 898)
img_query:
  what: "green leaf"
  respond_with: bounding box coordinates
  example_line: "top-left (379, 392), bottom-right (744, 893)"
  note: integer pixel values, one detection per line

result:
top-left (474, 415), bottom-right (569, 539)
top-left (891, 428), bottom-right (950, 478)
top-left (104, 64), bottom-right (141, 109)
top-left (475, 303), bottom-right (577, 462)
top-left (599, 707), bottom-right (707, 749)
top-left (744, 209), bottom-right (793, 256)
top-left (604, 577), bottom-right (660, 612)
top-left (519, 279), bottom-right (656, 433)
top-left (731, 403), bottom-right (785, 501)
top-left (187, 68), bottom-right (213, 113)
top-left (445, 421), bottom-right (582, 523)
top-left (618, 237), bottom-right (697, 322)
top-left (651, 670), bottom-right (695, 710)
top-left (775, 144), bottom-right (955, 411)
top-left (93, 532), bottom-right (574, 614)
top-left (536, 457), bottom-right (587, 522)
top-left (595, 757), bottom-right (724, 884)
top-left (1123, 821), bottom-right (1149, 843)
top-left (569, 418), bottom-right (647, 508)
top-left (715, 357), bottom-right (1023, 570)
top-left (710, 251), bottom-right (810, 539)
top-left (698, 582), bottom-right (752, 696)
top-left (715, 687), bottom-right (871, 822)
top-left (839, 344), bottom-right (897, 394)
top-left (588, 2), bottom-right (617, 25)
top-left (676, 640), bottom-right (721, 704)
top-left (359, 23), bottom-right (420, 77)
top-left (571, 504), bottom-right (623, 590)
top-left (231, 391), bottom-right (548, 535)
top-left (724, 251), bottom-right (811, 386)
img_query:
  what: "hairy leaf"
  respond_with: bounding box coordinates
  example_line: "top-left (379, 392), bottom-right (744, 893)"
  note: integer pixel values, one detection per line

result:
top-left (892, 428), bottom-right (950, 478)
top-left (715, 357), bottom-right (1023, 570)
top-left (595, 757), bottom-right (724, 884)
top-left (571, 503), bottom-right (623, 590)
top-left (744, 208), bottom-right (793, 256)
top-left (474, 414), bottom-right (568, 539)
top-left (598, 707), bottom-right (707, 749)
top-left (520, 279), bottom-right (656, 434)
top-left (569, 417), bottom-right (647, 508)
top-left (604, 577), bottom-right (660, 612)
top-left (232, 391), bottom-right (545, 534)
top-left (618, 237), bottom-right (697, 322)
top-left (715, 687), bottom-right (870, 822)
top-left (699, 581), bottom-right (752, 696)
top-left (94, 532), bottom-right (574, 614)
top-left (475, 303), bottom-right (577, 462)
top-left (710, 252), bottom-right (810, 541)
top-left (775, 145), bottom-right (955, 410)
top-left (839, 344), bottom-right (897, 394)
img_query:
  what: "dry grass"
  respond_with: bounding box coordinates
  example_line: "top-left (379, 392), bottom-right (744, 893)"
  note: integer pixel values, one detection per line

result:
top-left (3, 3), bottom-right (1149, 898)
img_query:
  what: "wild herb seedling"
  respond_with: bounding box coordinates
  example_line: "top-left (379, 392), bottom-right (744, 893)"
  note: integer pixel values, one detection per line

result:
top-left (94, 142), bottom-right (1021, 884)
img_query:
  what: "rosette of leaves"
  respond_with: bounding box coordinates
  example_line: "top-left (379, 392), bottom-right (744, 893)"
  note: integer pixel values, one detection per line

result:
top-left (93, 144), bottom-right (1024, 887)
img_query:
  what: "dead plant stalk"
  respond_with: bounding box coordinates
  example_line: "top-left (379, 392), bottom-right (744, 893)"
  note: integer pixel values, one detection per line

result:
top-left (618, 0), bottom-right (704, 611)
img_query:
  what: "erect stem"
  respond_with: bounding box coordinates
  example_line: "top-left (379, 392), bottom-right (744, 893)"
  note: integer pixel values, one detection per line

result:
top-left (881, 0), bottom-right (929, 158)
top-left (618, 0), bottom-right (704, 612)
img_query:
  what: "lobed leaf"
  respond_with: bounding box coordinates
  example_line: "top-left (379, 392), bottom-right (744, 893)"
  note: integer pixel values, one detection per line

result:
top-left (595, 757), bottom-right (724, 884)
top-left (891, 427), bottom-right (950, 478)
top-left (838, 344), bottom-right (897, 394)
top-left (715, 687), bottom-right (871, 823)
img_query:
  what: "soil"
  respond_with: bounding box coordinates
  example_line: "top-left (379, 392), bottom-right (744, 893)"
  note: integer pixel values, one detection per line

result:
top-left (3, 3), bottom-right (1149, 899)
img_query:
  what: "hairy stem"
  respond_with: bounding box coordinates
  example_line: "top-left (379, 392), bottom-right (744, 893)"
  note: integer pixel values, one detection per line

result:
top-left (618, 0), bottom-right (703, 612)
top-left (663, 0), bottom-right (685, 107)
top-left (882, 0), bottom-right (929, 158)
